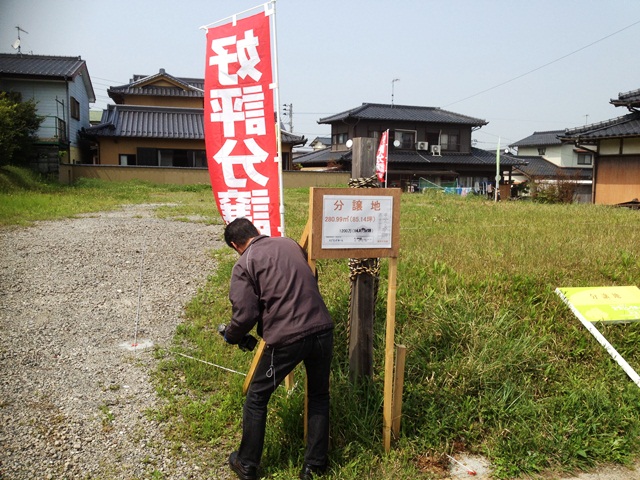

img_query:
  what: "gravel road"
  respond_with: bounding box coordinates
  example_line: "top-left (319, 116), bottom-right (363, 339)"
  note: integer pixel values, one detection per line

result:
top-left (0, 204), bottom-right (228, 479)
top-left (2, 203), bottom-right (640, 480)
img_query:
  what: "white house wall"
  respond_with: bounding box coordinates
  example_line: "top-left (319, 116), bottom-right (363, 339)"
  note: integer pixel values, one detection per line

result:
top-left (3, 78), bottom-right (68, 141)
top-left (599, 137), bottom-right (640, 155)
top-left (559, 144), bottom-right (578, 167)
top-left (518, 144), bottom-right (587, 168)
top-left (2, 76), bottom-right (91, 152)
top-left (67, 73), bottom-right (92, 147)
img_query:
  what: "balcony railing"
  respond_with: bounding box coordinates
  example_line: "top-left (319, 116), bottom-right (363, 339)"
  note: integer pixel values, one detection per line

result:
top-left (38, 116), bottom-right (68, 144)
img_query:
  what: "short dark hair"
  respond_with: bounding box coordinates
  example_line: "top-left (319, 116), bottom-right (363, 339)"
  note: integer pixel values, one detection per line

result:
top-left (224, 217), bottom-right (260, 248)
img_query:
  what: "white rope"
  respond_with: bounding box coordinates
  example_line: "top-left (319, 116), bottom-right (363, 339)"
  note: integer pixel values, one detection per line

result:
top-left (133, 239), bottom-right (147, 352)
top-left (176, 352), bottom-right (247, 376)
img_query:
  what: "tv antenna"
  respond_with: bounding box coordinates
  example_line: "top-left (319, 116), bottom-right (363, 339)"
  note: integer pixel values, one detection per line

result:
top-left (12, 26), bottom-right (28, 53)
top-left (391, 78), bottom-right (400, 107)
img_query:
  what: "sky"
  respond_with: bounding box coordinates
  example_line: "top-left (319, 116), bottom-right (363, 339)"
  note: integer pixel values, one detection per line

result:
top-left (2, 0), bottom-right (640, 151)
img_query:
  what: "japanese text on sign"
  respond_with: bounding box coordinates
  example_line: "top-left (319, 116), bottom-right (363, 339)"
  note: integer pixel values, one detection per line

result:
top-left (321, 195), bottom-right (393, 249)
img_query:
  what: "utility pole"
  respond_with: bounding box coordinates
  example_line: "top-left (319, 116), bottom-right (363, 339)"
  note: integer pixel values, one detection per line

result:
top-left (391, 79), bottom-right (400, 107)
top-left (282, 103), bottom-right (293, 131)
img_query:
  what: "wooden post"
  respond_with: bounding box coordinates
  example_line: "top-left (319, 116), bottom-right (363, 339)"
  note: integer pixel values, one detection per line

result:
top-left (349, 137), bottom-right (377, 381)
top-left (243, 339), bottom-right (266, 395)
top-left (392, 344), bottom-right (407, 439)
top-left (383, 257), bottom-right (398, 452)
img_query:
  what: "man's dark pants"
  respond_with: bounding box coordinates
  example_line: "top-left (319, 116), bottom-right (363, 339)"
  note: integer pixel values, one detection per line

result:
top-left (237, 329), bottom-right (333, 469)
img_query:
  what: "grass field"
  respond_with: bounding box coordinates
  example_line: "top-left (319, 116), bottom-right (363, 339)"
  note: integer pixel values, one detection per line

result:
top-left (3, 166), bottom-right (640, 479)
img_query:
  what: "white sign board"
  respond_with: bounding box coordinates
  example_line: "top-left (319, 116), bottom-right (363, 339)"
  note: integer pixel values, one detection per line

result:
top-left (321, 194), bottom-right (393, 249)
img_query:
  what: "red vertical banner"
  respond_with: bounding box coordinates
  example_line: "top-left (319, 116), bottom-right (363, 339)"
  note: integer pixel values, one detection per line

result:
top-left (204, 11), bottom-right (282, 237)
top-left (376, 129), bottom-right (389, 184)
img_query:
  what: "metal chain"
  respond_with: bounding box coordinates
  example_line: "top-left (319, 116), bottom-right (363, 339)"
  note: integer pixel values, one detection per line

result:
top-left (348, 174), bottom-right (380, 189)
top-left (348, 258), bottom-right (381, 281)
top-left (346, 175), bottom-right (381, 345)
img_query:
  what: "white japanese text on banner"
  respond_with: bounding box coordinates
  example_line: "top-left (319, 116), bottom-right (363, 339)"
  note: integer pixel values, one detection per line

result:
top-left (376, 129), bottom-right (389, 184)
top-left (204, 10), bottom-right (282, 236)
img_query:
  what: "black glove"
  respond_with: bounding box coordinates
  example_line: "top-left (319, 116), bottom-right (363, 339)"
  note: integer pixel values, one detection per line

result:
top-left (217, 324), bottom-right (257, 352)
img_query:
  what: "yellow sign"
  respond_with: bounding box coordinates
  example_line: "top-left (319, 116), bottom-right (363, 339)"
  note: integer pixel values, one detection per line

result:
top-left (556, 286), bottom-right (640, 323)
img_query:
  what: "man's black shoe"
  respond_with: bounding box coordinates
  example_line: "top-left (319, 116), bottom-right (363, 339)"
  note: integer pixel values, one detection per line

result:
top-left (299, 463), bottom-right (327, 480)
top-left (229, 451), bottom-right (257, 480)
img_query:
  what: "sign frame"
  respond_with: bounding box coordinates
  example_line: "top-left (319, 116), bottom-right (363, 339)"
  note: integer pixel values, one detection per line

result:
top-left (310, 187), bottom-right (401, 260)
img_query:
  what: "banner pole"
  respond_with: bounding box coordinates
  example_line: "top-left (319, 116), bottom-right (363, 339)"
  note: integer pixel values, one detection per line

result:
top-left (199, 1), bottom-right (271, 30)
top-left (268, 0), bottom-right (285, 236)
top-left (495, 137), bottom-right (500, 202)
top-left (385, 129), bottom-right (389, 188)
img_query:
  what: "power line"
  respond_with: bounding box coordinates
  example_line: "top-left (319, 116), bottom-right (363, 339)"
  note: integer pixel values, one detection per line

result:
top-left (443, 18), bottom-right (640, 108)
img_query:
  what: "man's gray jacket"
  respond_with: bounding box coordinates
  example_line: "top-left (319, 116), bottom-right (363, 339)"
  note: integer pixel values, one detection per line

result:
top-left (225, 235), bottom-right (333, 347)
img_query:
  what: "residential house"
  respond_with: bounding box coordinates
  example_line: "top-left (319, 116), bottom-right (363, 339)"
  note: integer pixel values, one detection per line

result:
top-left (559, 88), bottom-right (640, 205)
top-left (0, 53), bottom-right (96, 172)
top-left (509, 130), bottom-right (593, 203)
top-left (295, 102), bottom-right (525, 193)
top-left (309, 136), bottom-right (331, 150)
top-left (83, 69), bottom-right (305, 170)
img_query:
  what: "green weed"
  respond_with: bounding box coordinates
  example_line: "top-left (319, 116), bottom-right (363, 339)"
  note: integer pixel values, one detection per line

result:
top-left (5, 170), bottom-right (640, 478)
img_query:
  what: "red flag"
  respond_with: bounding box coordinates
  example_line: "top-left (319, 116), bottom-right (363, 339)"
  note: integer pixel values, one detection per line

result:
top-left (204, 11), bottom-right (282, 237)
top-left (376, 129), bottom-right (389, 184)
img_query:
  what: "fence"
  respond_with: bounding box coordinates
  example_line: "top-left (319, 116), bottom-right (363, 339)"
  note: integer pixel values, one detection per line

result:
top-left (58, 164), bottom-right (350, 188)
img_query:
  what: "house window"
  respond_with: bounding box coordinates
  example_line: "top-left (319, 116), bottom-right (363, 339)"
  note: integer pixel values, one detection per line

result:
top-left (332, 132), bottom-right (349, 145)
top-left (393, 130), bottom-right (416, 149)
top-left (537, 147), bottom-right (546, 155)
top-left (191, 150), bottom-right (207, 167)
top-left (119, 154), bottom-right (137, 165)
top-left (70, 96), bottom-right (80, 120)
top-left (577, 153), bottom-right (592, 165)
top-left (440, 133), bottom-right (460, 152)
top-left (367, 129), bottom-right (380, 140)
top-left (135, 148), bottom-right (207, 167)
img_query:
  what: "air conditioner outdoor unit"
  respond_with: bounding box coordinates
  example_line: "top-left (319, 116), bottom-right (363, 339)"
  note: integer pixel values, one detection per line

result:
top-left (416, 141), bottom-right (429, 150)
top-left (431, 145), bottom-right (442, 156)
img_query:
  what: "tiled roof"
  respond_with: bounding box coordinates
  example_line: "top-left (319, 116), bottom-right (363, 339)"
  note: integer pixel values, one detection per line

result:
top-left (610, 87), bottom-right (640, 108)
top-left (84, 105), bottom-right (204, 139)
top-left (561, 112), bottom-right (640, 141)
top-left (294, 147), bottom-right (346, 165)
top-left (310, 136), bottom-right (331, 147)
top-left (510, 130), bottom-right (564, 148)
top-left (131, 73), bottom-right (204, 90)
top-left (0, 53), bottom-right (86, 78)
top-left (295, 146), bottom-right (525, 168)
top-left (84, 104), bottom-right (305, 146)
top-left (281, 130), bottom-right (306, 146)
top-left (108, 69), bottom-right (204, 102)
top-left (513, 156), bottom-right (592, 180)
top-left (319, 103), bottom-right (488, 126)
top-left (0, 53), bottom-right (95, 102)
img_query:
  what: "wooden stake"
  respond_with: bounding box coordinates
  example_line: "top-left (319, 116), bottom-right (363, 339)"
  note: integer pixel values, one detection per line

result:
top-left (392, 344), bottom-right (406, 439)
top-left (383, 257), bottom-right (398, 452)
top-left (243, 339), bottom-right (266, 395)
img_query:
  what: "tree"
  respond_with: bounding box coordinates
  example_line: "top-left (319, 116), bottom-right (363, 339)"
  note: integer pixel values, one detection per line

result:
top-left (0, 92), bottom-right (43, 167)
top-left (530, 172), bottom-right (579, 204)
